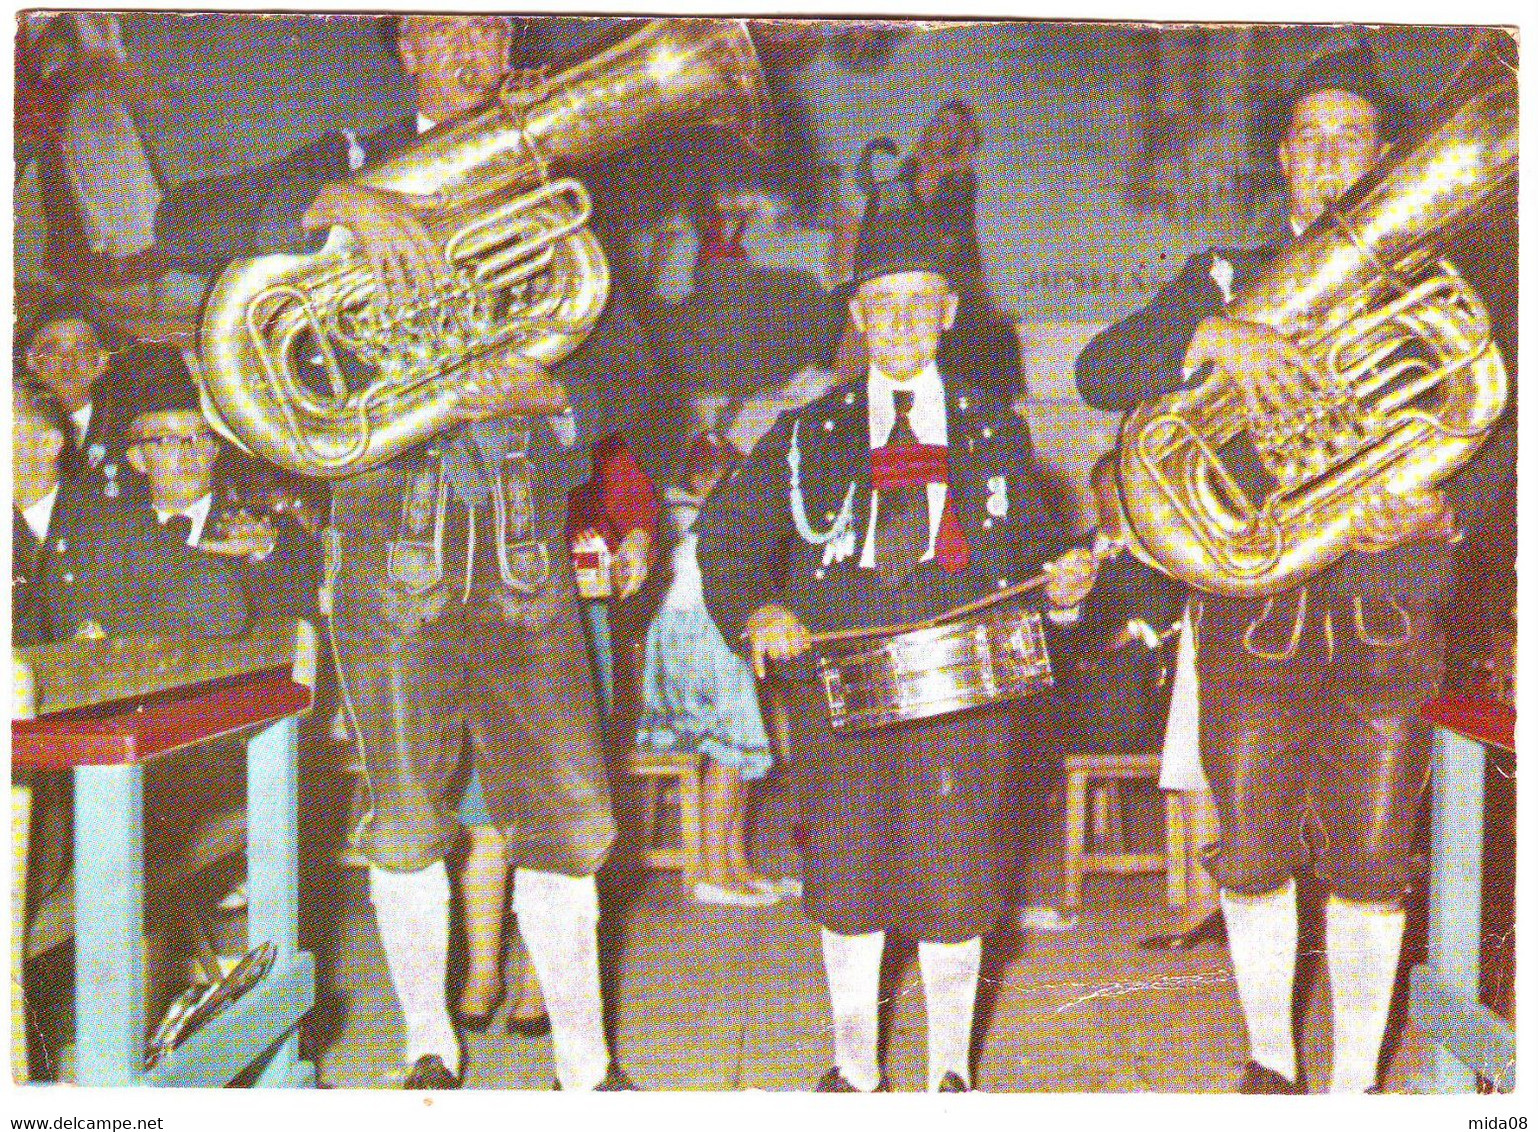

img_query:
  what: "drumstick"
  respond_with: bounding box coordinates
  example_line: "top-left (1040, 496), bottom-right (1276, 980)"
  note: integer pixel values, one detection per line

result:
top-left (753, 542), bottom-right (1115, 733)
top-left (1073, 618), bottom-right (1182, 673)
top-left (801, 538), bottom-right (1118, 649)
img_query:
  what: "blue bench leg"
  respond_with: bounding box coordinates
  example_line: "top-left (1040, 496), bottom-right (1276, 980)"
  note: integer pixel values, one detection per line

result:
top-left (1420, 726), bottom-right (1484, 1093)
top-left (74, 764), bottom-right (145, 1086)
top-left (246, 715), bottom-right (313, 1087)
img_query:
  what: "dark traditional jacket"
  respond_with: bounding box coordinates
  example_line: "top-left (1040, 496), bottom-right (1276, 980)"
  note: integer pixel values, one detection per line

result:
top-left (71, 366), bottom-right (140, 498)
top-left (697, 370), bottom-right (1068, 652)
top-left (12, 478), bottom-right (98, 647)
top-left (1075, 239), bottom-right (1514, 609)
top-left (40, 489), bottom-right (314, 642)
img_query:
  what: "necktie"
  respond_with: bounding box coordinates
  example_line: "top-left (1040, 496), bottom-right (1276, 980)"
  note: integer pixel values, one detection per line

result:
top-left (163, 514), bottom-right (195, 546)
top-left (888, 388), bottom-right (921, 447)
top-left (875, 389), bottom-right (929, 582)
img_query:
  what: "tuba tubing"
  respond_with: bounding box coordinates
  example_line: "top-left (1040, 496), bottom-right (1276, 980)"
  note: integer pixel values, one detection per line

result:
top-left (197, 18), bottom-right (777, 479)
top-left (1113, 32), bottom-right (1515, 598)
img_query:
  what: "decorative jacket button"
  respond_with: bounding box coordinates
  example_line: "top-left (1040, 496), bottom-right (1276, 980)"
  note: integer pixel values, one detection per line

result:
top-left (62, 572), bottom-right (75, 584)
top-left (814, 567), bottom-right (826, 580)
top-left (958, 396), bottom-right (969, 411)
top-left (825, 511), bottom-right (837, 523)
top-left (982, 426), bottom-right (994, 439)
top-left (843, 392), bottom-right (856, 405)
top-left (996, 577), bottom-right (1008, 589)
top-left (823, 419), bottom-right (835, 431)
top-left (982, 517), bottom-right (993, 529)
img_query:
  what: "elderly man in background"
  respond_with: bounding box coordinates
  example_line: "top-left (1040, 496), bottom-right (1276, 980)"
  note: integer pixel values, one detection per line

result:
top-left (16, 295), bottom-right (139, 498)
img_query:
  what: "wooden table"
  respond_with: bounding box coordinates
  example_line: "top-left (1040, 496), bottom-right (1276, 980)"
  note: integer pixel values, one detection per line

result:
top-left (1410, 691), bottom-right (1516, 1093)
top-left (12, 621), bottom-right (317, 1087)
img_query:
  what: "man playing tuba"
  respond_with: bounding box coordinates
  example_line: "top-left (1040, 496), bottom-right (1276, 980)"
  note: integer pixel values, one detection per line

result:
top-left (1076, 44), bottom-right (1514, 1094)
top-left (155, 14), bottom-right (656, 1090)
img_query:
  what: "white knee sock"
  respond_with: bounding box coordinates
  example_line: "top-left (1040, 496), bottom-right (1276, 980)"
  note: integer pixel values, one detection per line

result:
top-left (1326, 896), bottom-right (1406, 1094)
top-left (819, 928), bottom-right (885, 1092)
top-left (1220, 879), bottom-right (1298, 1083)
top-left (368, 862), bottom-right (459, 1074)
top-left (918, 937), bottom-right (981, 1091)
top-left (514, 869), bottom-right (610, 1091)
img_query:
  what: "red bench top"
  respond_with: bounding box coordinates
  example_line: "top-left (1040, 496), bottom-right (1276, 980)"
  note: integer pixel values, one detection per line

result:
top-left (12, 667), bottom-right (311, 769)
top-left (1422, 692), bottom-right (1516, 754)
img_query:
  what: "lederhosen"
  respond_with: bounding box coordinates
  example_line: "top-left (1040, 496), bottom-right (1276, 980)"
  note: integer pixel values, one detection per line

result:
top-left (329, 420), bottom-right (616, 875)
top-left (1193, 585), bottom-right (1444, 903)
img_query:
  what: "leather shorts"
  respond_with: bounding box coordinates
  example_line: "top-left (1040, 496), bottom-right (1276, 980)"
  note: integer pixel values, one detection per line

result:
top-left (1194, 589), bottom-right (1444, 904)
top-left (325, 458), bottom-right (615, 875)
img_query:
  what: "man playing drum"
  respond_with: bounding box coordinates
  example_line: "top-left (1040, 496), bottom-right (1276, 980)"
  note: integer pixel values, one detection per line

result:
top-left (697, 182), bottom-right (1096, 1092)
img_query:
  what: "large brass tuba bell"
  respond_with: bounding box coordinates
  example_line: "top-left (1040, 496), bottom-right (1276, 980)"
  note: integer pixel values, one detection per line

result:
top-left (1111, 33), bottom-right (1515, 598)
top-left (196, 18), bottom-right (777, 478)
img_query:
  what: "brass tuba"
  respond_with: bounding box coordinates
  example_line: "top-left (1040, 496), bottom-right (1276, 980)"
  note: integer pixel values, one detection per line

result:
top-left (196, 18), bottom-right (776, 478)
top-left (1111, 33), bottom-right (1515, 597)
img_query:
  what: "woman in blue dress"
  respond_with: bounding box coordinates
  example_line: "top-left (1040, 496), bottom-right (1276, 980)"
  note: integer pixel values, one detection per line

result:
top-left (637, 432), bottom-right (788, 907)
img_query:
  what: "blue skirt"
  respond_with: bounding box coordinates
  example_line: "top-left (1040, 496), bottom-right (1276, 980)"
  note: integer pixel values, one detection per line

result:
top-left (637, 601), bottom-right (772, 780)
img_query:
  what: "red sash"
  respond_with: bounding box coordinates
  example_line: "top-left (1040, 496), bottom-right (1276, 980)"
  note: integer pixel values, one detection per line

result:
top-left (870, 443), bottom-right (971, 572)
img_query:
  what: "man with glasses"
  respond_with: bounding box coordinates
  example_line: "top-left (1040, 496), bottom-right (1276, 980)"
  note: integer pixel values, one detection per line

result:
top-left (16, 295), bottom-right (138, 497)
top-left (42, 347), bottom-right (308, 643)
top-left (697, 185), bottom-right (1095, 1093)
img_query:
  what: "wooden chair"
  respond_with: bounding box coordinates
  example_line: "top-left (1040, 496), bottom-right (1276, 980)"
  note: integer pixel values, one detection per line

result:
top-left (624, 747), bottom-right (705, 886)
top-left (1062, 750), bottom-right (1186, 910)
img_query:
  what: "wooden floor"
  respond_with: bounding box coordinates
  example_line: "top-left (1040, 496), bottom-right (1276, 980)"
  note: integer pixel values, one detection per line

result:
top-left (310, 775), bottom-right (1438, 1094)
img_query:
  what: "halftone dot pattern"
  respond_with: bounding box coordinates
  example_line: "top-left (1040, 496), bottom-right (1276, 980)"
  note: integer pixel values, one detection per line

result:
top-left (13, 11), bottom-right (1512, 1097)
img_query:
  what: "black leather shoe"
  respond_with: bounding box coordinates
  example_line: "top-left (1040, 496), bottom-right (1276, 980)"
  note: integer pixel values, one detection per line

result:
top-left (936, 1071), bottom-right (970, 1093)
top-left (594, 1064), bottom-right (639, 1091)
top-left (506, 1011), bottom-right (553, 1038)
top-left (815, 1067), bottom-right (886, 1092)
top-left (403, 1054), bottom-right (462, 1090)
top-left (1236, 1060), bottom-right (1304, 1095)
top-left (1139, 910), bottom-right (1226, 952)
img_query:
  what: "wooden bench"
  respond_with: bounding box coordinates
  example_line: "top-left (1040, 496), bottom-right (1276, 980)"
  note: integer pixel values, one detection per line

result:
top-left (12, 619), bottom-right (317, 1087)
top-left (1062, 750), bottom-right (1186, 911)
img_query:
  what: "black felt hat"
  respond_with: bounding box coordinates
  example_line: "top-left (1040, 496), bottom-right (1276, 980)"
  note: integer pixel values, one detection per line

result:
top-left (850, 138), bottom-right (960, 288)
top-left (1257, 42), bottom-right (1409, 153)
top-left (129, 345), bottom-right (203, 421)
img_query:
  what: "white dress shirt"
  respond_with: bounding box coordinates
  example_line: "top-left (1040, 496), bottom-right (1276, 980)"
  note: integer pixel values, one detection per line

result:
top-left (21, 485), bottom-right (60, 543)
top-left (154, 492), bottom-right (213, 547)
top-left (860, 362), bottom-right (949, 569)
top-left (71, 403), bottom-right (93, 448)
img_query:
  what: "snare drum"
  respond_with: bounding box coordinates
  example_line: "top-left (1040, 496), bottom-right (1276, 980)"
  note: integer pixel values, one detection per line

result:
top-left (816, 603), bottom-right (1054, 732)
